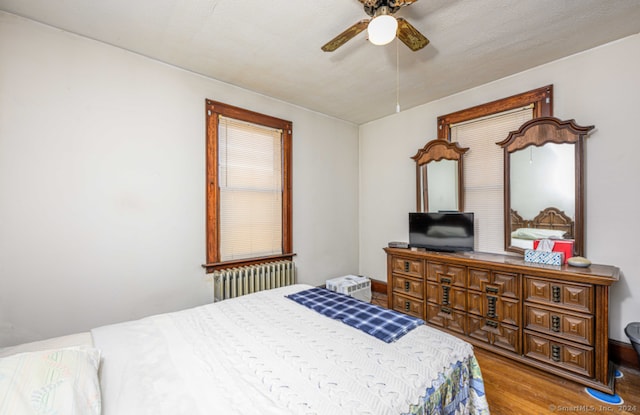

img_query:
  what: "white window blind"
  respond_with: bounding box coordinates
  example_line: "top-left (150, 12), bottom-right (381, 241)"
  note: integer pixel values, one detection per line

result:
top-left (451, 107), bottom-right (533, 253)
top-left (218, 116), bottom-right (283, 261)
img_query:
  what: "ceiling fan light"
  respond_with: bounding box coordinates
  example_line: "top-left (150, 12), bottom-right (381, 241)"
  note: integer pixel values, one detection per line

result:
top-left (367, 15), bottom-right (398, 45)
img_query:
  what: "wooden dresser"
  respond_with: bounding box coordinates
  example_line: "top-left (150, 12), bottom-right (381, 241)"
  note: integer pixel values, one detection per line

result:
top-left (385, 247), bottom-right (619, 393)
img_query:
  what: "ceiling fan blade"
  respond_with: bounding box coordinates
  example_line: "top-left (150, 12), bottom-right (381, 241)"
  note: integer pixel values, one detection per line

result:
top-left (390, 0), bottom-right (419, 6)
top-left (396, 17), bottom-right (429, 51)
top-left (321, 19), bottom-right (370, 52)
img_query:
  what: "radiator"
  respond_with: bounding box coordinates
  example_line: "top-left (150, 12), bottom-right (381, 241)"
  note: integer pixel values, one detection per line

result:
top-left (213, 260), bottom-right (296, 301)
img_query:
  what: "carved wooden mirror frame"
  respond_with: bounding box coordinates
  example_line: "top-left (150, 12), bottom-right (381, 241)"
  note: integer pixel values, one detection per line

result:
top-left (497, 117), bottom-right (594, 257)
top-left (412, 139), bottom-right (469, 212)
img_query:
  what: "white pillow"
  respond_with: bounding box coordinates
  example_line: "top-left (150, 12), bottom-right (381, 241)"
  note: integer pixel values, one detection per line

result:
top-left (0, 347), bottom-right (101, 415)
top-left (511, 227), bottom-right (567, 240)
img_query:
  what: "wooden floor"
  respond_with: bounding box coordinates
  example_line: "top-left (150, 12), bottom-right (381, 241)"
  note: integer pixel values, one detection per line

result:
top-left (476, 347), bottom-right (640, 415)
top-left (370, 291), bottom-right (640, 414)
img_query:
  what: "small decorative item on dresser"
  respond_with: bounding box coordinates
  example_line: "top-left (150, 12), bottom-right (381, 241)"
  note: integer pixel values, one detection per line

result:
top-left (567, 256), bottom-right (592, 267)
top-left (388, 241), bottom-right (409, 249)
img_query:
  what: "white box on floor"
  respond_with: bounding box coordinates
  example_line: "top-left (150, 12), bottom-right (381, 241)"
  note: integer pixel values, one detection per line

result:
top-left (325, 275), bottom-right (372, 303)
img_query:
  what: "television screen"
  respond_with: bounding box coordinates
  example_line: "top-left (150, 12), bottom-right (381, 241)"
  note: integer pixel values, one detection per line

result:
top-left (409, 212), bottom-right (474, 252)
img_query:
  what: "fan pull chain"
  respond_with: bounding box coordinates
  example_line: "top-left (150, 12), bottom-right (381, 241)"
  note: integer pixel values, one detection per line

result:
top-left (396, 37), bottom-right (400, 113)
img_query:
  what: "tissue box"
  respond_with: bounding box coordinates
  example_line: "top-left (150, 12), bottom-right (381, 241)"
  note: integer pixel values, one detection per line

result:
top-left (524, 249), bottom-right (564, 266)
top-left (533, 239), bottom-right (574, 264)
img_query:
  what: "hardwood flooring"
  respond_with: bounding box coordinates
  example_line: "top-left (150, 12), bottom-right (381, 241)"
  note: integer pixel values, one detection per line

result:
top-left (371, 291), bottom-right (640, 414)
top-left (475, 347), bottom-right (640, 415)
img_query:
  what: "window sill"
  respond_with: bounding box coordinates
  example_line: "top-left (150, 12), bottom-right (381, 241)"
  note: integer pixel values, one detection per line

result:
top-left (202, 253), bottom-right (296, 273)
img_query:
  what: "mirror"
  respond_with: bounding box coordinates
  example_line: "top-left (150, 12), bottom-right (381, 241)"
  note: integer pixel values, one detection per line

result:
top-left (412, 139), bottom-right (469, 212)
top-left (498, 117), bottom-right (594, 257)
top-left (427, 160), bottom-right (459, 212)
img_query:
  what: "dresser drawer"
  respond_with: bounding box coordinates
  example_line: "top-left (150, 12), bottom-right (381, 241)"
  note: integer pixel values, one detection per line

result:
top-left (524, 277), bottom-right (593, 313)
top-left (392, 274), bottom-right (424, 299)
top-left (525, 305), bottom-right (593, 345)
top-left (426, 303), bottom-right (466, 335)
top-left (467, 291), bottom-right (520, 326)
top-left (392, 257), bottom-right (424, 278)
top-left (392, 294), bottom-right (423, 319)
top-left (524, 332), bottom-right (594, 377)
top-left (469, 268), bottom-right (519, 298)
top-left (427, 282), bottom-right (466, 311)
top-left (467, 314), bottom-right (520, 354)
top-left (427, 262), bottom-right (466, 286)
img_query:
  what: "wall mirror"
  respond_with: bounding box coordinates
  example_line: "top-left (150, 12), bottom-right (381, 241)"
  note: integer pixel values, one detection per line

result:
top-left (498, 117), bottom-right (594, 256)
top-left (412, 139), bottom-right (469, 212)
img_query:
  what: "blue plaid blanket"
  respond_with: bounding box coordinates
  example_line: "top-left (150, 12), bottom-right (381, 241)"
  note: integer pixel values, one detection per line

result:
top-left (286, 287), bottom-right (424, 343)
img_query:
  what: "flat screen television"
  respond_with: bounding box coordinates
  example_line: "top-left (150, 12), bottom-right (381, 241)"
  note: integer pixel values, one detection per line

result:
top-left (409, 212), bottom-right (474, 252)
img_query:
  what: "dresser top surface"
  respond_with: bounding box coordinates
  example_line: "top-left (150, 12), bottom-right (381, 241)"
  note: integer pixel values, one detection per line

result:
top-left (384, 248), bottom-right (619, 284)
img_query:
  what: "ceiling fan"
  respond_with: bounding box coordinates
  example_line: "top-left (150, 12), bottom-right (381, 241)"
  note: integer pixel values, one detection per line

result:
top-left (321, 0), bottom-right (430, 52)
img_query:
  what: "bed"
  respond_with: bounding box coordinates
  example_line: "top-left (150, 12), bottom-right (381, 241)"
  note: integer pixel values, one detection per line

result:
top-left (510, 207), bottom-right (574, 249)
top-left (0, 284), bottom-right (490, 415)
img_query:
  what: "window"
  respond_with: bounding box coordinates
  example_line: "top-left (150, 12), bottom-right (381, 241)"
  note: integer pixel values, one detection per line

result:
top-left (436, 85), bottom-right (553, 253)
top-left (204, 100), bottom-right (293, 271)
top-left (436, 85), bottom-right (553, 140)
top-left (451, 108), bottom-right (533, 252)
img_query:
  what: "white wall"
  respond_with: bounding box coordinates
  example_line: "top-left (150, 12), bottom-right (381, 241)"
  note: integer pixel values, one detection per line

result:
top-left (0, 12), bottom-right (359, 347)
top-left (359, 34), bottom-right (640, 342)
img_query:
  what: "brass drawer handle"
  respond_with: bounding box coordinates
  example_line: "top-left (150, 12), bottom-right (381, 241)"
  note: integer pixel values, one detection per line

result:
top-left (487, 296), bottom-right (497, 319)
top-left (404, 281), bottom-right (411, 291)
top-left (486, 286), bottom-right (499, 294)
top-left (442, 286), bottom-right (450, 306)
top-left (405, 301), bottom-right (411, 311)
top-left (552, 285), bottom-right (561, 303)
top-left (441, 276), bottom-right (452, 284)
top-left (551, 345), bottom-right (561, 362)
top-left (551, 315), bottom-right (561, 332)
top-left (404, 261), bottom-right (410, 272)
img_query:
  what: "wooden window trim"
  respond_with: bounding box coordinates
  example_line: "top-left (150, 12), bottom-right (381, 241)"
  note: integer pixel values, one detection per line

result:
top-left (203, 253), bottom-right (297, 273)
top-left (436, 85), bottom-right (553, 140)
top-left (203, 100), bottom-right (293, 272)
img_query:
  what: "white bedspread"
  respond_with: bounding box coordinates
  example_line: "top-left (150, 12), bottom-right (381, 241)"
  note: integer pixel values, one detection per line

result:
top-left (92, 284), bottom-right (483, 415)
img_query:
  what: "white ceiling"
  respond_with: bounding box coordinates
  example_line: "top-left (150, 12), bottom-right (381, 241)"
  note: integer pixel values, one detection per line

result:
top-left (2, 0), bottom-right (640, 124)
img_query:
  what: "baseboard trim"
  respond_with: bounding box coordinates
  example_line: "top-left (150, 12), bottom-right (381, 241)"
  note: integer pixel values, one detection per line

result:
top-left (371, 279), bottom-right (387, 294)
top-left (610, 338), bottom-right (639, 370)
top-left (371, 279), bottom-right (638, 370)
